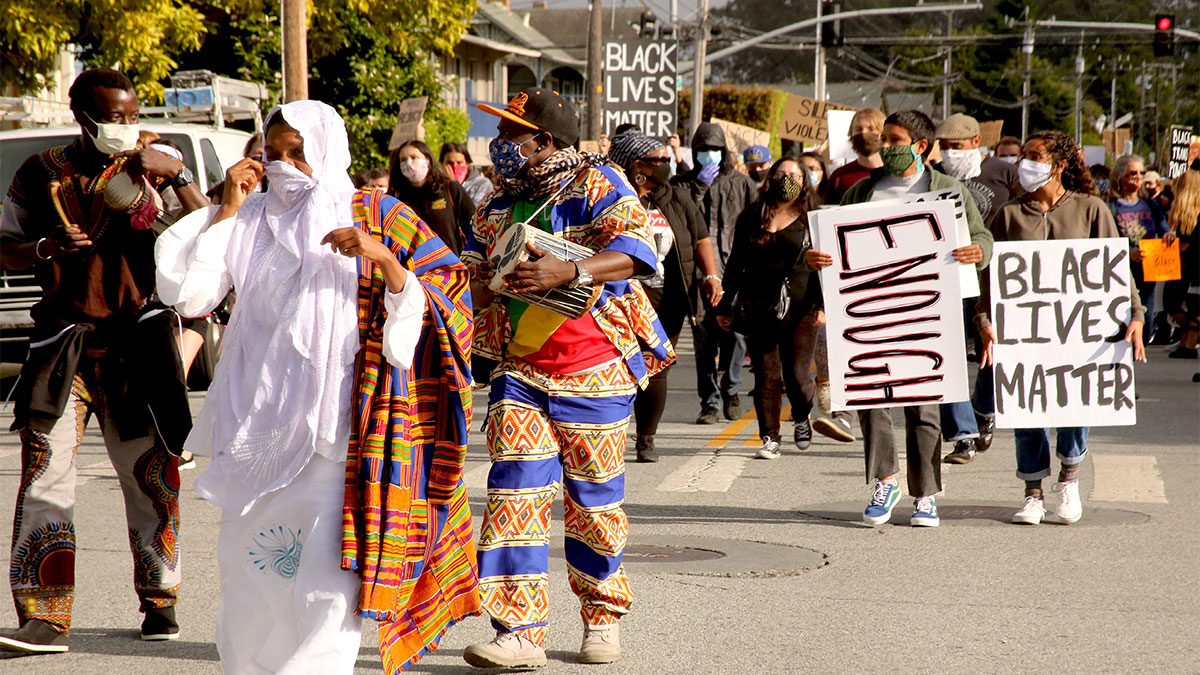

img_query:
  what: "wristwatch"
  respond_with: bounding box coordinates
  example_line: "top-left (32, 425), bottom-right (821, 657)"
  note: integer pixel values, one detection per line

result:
top-left (167, 165), bottom-right (195, 190)
top-left (568, 261), bottom-right (594, 289)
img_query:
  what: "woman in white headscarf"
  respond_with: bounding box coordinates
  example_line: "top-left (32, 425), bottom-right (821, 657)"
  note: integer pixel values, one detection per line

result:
top-left (155, 101), bottom-right (480, 674)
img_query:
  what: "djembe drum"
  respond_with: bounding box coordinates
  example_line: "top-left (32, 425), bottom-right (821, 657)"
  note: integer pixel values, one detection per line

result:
top-left (489, 221), bottom-right (602, 319)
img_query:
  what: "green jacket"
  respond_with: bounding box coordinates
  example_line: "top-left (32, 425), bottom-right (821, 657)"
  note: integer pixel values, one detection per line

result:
top-left (840, 167), bottom-right (994, 273)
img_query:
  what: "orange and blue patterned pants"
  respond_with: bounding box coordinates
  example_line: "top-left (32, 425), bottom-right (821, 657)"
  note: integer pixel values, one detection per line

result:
top-left (477, 358), bottom-right (636, 647)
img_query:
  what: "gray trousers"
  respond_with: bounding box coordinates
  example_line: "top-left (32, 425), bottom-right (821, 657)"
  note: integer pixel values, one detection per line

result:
top-left (857, 404), bottom-right (942, 498)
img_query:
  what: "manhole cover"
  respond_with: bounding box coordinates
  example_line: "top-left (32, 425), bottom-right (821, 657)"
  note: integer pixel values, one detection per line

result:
top-left (621, 544), bottom-right (725, 563)
top-left (549, 537), bottom-right (825, 577)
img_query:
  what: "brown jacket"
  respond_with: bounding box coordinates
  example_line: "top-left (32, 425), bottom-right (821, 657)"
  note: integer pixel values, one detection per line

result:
top-left (975, 190), bottom-right (1146, 329)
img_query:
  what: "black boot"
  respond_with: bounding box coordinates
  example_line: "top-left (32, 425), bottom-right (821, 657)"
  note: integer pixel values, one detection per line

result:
top-left (635, 435), bottom-right (659, 463)
top-left (141, 606), bottom-right (180, 641)
top-left (0, 619), bottom-right (69, 654)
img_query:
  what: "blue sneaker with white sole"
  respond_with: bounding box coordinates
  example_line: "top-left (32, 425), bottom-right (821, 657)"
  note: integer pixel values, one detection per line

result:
top-left (910, 496), bottom-right (940, 527)
top-left (862, 480), bottom-right (902, 525)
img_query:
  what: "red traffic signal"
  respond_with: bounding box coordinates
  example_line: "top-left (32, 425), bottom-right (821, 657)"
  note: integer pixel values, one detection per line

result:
top-left (1154, 14), bottom-right (1175, 57)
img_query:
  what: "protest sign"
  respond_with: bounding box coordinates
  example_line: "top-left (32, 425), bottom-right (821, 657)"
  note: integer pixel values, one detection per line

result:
top-left (777, 95), bottom-right (857, 143)
top-left (1083, 145), bottom-right (1106, 167)
top-left (710, 117), bottom-right (770, 156)
top-left (1139, 238), bottom-right (1181, 281)
top-left (1167, 125), bottom-right (1194, 179)
top-left (823, 188), bottom-right (980, 297)
top-left (388, 96), bottom-right (427, 150)
top-left (1102, 128), bottom-right (1130, 156)
top-left (978, 121), bottom-right (1004, 148)
top-left (990, 239), bottom-right (1137, 428)
top-left (603, 39), bottom-right (677, 138)
top-left (827, 109), bottom-right (857, 162)
top-left (811, 200), bottom-right (967, 410)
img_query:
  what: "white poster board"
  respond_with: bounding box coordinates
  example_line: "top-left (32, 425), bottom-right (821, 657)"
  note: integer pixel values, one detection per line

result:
top-left (990, 239), bottom-right (1137, 428)
top-left (826, 109), bottom-right (857, 162)
top-left (811, 200), bottom-right (968, 410)
top-left (821, 188), bottom-right (980, 297)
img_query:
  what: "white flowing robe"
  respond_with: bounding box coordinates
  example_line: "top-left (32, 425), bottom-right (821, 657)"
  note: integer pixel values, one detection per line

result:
top-left (154, 101), bottom-right (426, 674)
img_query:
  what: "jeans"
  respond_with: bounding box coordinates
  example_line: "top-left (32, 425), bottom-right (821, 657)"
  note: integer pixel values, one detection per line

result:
top-left (745, 311), bottom-right (819, 442)
top-left (1013, 427), bottom-right (1089, 480)
top-left (693, 316), bottom-right (745, 410)
top-left (939, 401), bottom-right (980, 442)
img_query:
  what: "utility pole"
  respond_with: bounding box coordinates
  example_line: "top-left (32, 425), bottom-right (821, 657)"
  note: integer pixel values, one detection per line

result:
top-left (1139, 61), bottom-right (1147, 156)
top-left (1074, 36), bottom-right (1084, 144)
top-left (587, 0), bottom-right (603, 142)
top-left (282, 0), bottom-right (307, 102)
top-left (1021, 11), bottom-right (1034, 140)
top-left (942, 12), bottom-right (953, 119)
top-left (688, 0), bottom-right (709, 138)
top-left (1109, 62), bottom-right (1117, 135)
top-left (814, 0), bottom-right (825, 101)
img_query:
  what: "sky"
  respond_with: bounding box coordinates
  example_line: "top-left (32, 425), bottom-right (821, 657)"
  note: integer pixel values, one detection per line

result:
top-left (506, 0), bottom-right (731, 23)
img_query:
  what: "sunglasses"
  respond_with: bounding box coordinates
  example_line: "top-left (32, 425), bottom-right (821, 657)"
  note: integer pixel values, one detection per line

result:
top-left (1127, 170), bottom-right (1145, 176)
top-left (640, 157), bottom-right (671, 165)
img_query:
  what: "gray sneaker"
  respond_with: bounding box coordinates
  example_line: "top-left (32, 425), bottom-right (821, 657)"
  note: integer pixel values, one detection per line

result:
top-left (793, 419), bottom-right (812, 450)
top-left (579, 623), bottom-right (621, 664)
top-left (463, 631), bottom-right (547, 668)
top-left (812, 413), bottom-right (854, 443)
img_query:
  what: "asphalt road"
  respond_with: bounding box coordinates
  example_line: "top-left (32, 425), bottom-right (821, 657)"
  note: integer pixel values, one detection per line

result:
top-left (0, 334), bottom-right (1196, 674)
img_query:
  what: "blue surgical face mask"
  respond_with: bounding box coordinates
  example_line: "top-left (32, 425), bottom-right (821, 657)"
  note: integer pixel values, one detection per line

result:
top-left (807, 170), bottom-right (821, 188)
top-left (489, 137), bottom-right (533, 179)
top-left (696, 150), bottom-right (722, 167)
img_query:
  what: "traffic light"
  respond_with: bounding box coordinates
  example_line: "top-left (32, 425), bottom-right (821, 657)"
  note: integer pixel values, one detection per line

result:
top-left (821, 1), bottom-right (843, 48)
top-left (1154, 14), bottom-right (1175, 57)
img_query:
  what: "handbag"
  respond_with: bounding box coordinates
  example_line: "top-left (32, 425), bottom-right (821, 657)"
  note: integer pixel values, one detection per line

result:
top-left (728, 232), bottom-right (807, 334)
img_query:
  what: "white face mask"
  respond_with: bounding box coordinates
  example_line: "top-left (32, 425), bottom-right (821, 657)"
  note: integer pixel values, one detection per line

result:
top-left (1018, 158), bottom-right (1054, 193)
top-left (997, 155), bottom-right (1019, 165)
top-left (264, 161), bottom-right (316, 207)
top-left (83, 112), bottom-right (140, 155)
top-left (400, 157), bottom-right (430, 185)
top-left (940, 148), bottom-right (982, 180)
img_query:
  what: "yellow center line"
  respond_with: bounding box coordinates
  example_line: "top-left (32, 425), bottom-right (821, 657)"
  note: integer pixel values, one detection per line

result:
top-left (704, 408), bottom-right (757, 447)
top-left (742, 405), bottom-right (791, 446)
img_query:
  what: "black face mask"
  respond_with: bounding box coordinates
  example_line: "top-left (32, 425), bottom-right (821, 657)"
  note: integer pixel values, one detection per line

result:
top-left (750, 167), bottom-right (770, 182)
top-left (765, 174), bottom-right (802, 203)
top-left (649, 162), bottom-right (672, 186)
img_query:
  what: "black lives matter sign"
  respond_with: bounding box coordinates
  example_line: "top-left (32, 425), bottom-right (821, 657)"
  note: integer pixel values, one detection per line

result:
top-left (990, 239), bottom-right (1137, 428)
top-left (603, 40), bottom-right (677, 139)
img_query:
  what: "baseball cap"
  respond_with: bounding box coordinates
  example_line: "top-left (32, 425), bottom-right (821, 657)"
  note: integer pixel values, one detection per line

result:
top-left (743, 144), bottom-right (771, 164)
top-left (935, 113), bottom-right (981, 140)
top-left (477, 88), bottom-right (582, 147)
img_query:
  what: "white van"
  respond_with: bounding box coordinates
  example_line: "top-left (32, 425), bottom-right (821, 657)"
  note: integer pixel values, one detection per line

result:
top-left (0, 122), bottom-right (253, 381)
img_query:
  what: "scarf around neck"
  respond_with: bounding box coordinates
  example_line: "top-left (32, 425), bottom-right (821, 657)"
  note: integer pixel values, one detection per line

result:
top-left (498, 146), bottom-right (608, 200)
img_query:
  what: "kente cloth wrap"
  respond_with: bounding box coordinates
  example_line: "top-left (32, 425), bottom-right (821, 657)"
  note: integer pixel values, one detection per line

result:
top-left (463, 164), bottom-right (676, 387)
top-left (341, 189), bottom-right (481, 673)
top-left (497, 146), bottom-right (608, 200)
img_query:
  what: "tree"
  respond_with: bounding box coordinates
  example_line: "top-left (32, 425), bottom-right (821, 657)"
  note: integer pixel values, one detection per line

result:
top-left (1, 0), bottom-right (205, 100)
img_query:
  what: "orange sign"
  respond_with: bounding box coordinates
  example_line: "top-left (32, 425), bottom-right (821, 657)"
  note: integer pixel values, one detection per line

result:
top-left (1139, 238), bottom-right (1181, 282)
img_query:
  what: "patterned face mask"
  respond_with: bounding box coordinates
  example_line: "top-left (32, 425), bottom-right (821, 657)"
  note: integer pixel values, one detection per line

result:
top-left (489, 137), bottom-right (533, 180)
top-left (766, 173), bottom-right (802, 202)
top-left (880, 143), bottom-right (922, 176)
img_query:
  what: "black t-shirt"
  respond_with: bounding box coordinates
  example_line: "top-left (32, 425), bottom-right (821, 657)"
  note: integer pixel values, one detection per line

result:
top-left (389, 179), bottom-right (475, 255)
top-left (975, 156), bottom-right (1021, 232)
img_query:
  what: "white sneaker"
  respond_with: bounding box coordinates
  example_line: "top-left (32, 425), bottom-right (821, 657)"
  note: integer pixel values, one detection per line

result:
top-left (755, 437), bottom-right (782, 460)
top-left (816, 380), bottom-right (832, 415)
top-left (1051, 480), bottom-right (1083, 523)
top-left (1012, 496), bottom-right (1046, 525)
